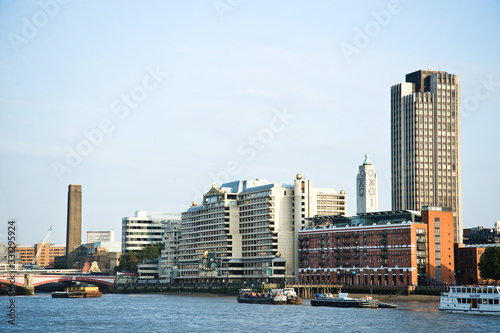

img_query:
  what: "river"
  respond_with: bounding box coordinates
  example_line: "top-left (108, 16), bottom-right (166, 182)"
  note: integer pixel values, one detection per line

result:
top-left (1, 293), bottom-right (497, 332)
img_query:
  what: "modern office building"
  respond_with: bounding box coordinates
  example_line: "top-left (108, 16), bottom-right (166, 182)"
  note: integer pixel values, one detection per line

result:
top-left (356, 153), bottom-right (378, 214)
top-left (66, 184), bottom-right (82, 267)
top-left (298, 206), bottom-right (455, 287)
top-left (177, 175), bottom-right (346, 283)
top-left (121, 211), bottom-right (181, 254)
top-left (87, 230), bottom-right (115, 243)
top-left (158, 219), bottom-right (182, 283)
top-left (16, 243), bottom-right (65, 268)
top-left (391, 70), bottom-right (462, 242)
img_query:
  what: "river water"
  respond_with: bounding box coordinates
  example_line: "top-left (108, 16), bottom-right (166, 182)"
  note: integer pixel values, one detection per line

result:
top-left (1, 293), bottom-right (498, 332)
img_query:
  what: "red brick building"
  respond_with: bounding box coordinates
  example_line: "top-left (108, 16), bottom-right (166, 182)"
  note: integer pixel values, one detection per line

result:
top-left (298, 206), bottom-right (454, 287)
top-left (453, 244), bottom-right (497, 285)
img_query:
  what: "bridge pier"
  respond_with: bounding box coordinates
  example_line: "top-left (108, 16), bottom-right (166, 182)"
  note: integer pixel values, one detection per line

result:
top-left (24, 273), bottom-right (34, 295)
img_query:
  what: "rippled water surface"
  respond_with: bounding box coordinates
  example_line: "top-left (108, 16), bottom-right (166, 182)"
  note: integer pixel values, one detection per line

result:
top-left (2, 293), bottom-right (498, 332)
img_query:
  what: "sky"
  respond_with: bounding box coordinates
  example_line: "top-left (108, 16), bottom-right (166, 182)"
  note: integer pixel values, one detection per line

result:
top-left (0, 0), bottom-right (499, 246)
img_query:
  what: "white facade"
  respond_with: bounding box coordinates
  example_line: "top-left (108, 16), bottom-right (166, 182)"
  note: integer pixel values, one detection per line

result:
top-left (356, 153), bottom-right (378, 214)
top-left (121, 211), bottom-right (181, 254)
top-left (158, 220), bottom-right (182, 283)
top-left (137, 259), bottom-right (159, 280)
top-left (87, 230), bottom-right (115, 243)
top-left (178, 175), bottom-right (346, 283)
top-left (92, 241), bottom-right (121, 253)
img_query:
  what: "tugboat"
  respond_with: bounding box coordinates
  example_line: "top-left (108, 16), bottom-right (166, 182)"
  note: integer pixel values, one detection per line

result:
top-left (283, 287), bottom-right (303, 305)
top-left (237, 289), bottom-right (274, 304)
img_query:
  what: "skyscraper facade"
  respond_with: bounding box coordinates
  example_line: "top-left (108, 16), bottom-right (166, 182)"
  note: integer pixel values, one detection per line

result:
top-left (391, 70), bottom-right (462, 242)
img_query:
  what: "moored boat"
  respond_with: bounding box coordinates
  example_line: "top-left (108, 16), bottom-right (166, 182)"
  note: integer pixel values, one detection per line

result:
top-left (376, 300), bottom-right (398, 308)
top-left (283, 287), bottom-right (303, 305)
top-left (51, 286), bottom-right (102, 298)
top-left (439, 285), bottom-right (500, 315)
top-left (311, 292), bottom-right (378, 308)
top-left (269, 289), bottom-right (288, 304)
top-left (236, 289), bottom-right (274, 304)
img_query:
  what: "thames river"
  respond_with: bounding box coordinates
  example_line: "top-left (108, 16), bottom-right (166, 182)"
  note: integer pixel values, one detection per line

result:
top-left (1, 293), bottom-right (497, 332)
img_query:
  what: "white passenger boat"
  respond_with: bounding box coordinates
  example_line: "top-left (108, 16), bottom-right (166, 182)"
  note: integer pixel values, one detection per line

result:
top-left (439, 286), bottom-right (500, 315)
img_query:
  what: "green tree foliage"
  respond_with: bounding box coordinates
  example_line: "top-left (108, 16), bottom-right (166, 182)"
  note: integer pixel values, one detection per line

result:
top-left (478, 247), bottom-right (500, 282)
top-left (115, 243), bottom-right (164, 273)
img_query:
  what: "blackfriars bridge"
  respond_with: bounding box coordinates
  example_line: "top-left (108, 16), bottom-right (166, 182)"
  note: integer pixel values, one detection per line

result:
top-left (0, 269), bottom-right (115, 293)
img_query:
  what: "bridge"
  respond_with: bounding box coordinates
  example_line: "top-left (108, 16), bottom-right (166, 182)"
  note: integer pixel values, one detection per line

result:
top-left (0, 270), bottom-right (115, 291)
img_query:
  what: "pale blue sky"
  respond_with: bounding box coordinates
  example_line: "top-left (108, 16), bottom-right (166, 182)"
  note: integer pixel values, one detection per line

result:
top-left (1, 0), bottom-right (499, 245)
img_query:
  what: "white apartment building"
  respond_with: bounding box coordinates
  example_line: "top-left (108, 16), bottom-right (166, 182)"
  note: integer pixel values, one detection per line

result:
top-left (177, 175), bottom-right (346, 283)
top-left (158, 219), bottom-right (182, 283)
top-left (121, 211), bottom-right (181, 254)
top-left (87, 230), bottom-right (115, 243)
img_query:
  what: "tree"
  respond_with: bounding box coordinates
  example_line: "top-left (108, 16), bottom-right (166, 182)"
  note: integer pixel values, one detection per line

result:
top-left (117, 252), bottom-right (139, 273)
top-left (478, 247), bottom-right (500, 283)
top-left (115, 243), bottom-right (165, 273)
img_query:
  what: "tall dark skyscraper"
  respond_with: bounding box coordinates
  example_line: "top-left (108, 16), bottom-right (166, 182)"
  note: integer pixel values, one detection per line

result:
top-left (391, 70), bottom-right (462, 242)
top-left (66, 184), bottom-right (82, 267)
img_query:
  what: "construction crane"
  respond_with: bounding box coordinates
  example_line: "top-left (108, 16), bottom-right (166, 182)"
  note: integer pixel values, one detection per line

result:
top-left (31, 225), bottom-right (54, 266)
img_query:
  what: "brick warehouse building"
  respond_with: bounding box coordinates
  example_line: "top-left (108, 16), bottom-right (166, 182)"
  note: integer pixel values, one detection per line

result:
top-left (298, 206), bottom-right (454, 287)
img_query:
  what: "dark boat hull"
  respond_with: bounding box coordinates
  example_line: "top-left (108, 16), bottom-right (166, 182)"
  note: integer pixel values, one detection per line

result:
top-left (237, 296), bottom-right (274, 304)
top-left (311, 299), bottom-right (377, 308)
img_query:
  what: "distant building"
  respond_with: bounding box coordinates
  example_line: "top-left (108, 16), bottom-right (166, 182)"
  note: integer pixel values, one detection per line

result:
top-left (356, 153), bottom-right (378, 214)
top-left (88, 246), bottom-right (120, 271)
top-left (177, 175), bottom-right (346, 284)
top-left (298, 206), bottom-right (454, 287)
top-left (72, 242), bottom-right (121, 271)
top-left (159, 219), bottom-right (181, 283)
top-left (463, 221), bottom-right (500, 245)
top-left (454, 244), bottom-right (500, 285)
top-left (391, 70), bottom-right (462, 243)
top-left (66, 184), bottom-right (82, 268)
top-left (15, 243), bottom-right (65, 268)
top-left (138, 259), bottom-right (160, 280)
top-left (0, 243), bottom-right (21, 270)
top-left (87, 230), bottom-right (115, 243)
top-left (121, 211), bottom-right (181, 254)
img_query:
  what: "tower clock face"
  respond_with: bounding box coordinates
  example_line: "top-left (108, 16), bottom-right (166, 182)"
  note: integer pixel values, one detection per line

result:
top-left (368, 169), bottom-right (374, 177)
top-left (359, 188), bottom-right (364, 196)
top-left (360, 170), bottom-right (365, 176)
top-left (369, 188), bottom-right (375, 195)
